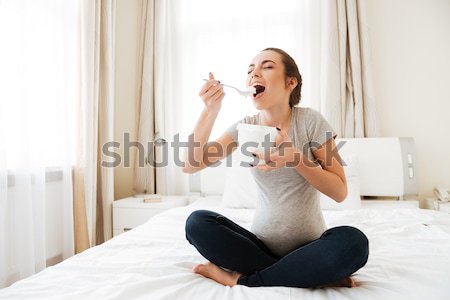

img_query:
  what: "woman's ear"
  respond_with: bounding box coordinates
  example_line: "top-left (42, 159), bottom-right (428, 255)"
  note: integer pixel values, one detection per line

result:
top-left (286, 77), bottom-right (298, 91)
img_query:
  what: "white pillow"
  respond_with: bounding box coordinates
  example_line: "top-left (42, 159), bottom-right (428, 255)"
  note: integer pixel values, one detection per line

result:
top-left (221, 152), bottom-right (258, 208)
top-left (319, 155), bottom-right (362, 210)
top-left (221, 152), bottom-right (362, 210)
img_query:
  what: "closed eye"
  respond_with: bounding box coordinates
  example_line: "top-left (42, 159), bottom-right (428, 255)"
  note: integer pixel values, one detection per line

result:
top-left (247, 65), bottom-right (273, 74)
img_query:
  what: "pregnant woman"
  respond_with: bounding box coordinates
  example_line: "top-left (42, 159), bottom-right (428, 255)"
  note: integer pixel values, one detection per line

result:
top-left (182, 48), bottom-right (369, 288)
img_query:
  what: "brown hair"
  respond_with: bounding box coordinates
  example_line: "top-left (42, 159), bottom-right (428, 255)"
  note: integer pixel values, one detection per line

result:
top-left (262, 47), bottom-right (302, 107)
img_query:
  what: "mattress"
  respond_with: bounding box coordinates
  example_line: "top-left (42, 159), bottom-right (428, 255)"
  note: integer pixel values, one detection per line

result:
top-left (1, 197), bottom-right (450, 300)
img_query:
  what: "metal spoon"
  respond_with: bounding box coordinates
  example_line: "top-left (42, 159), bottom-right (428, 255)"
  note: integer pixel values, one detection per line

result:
top-left (203, 79), bottom-right (256, 97)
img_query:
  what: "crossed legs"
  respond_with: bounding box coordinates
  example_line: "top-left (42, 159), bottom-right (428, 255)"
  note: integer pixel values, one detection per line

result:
top-left (185, 210), bottom-right (369, 288)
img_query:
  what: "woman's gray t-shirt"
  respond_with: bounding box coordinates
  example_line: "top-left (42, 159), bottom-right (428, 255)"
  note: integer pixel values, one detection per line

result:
top-left (225, 107), bottom-right (337, 257)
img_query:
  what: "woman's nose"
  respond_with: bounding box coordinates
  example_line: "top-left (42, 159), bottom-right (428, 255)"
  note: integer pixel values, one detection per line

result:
top-left (251, 71), bottom-right (261, 79)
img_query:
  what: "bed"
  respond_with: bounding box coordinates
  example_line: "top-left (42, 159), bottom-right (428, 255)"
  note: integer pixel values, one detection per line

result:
top-left (1, 138), bottom-right (450, 300)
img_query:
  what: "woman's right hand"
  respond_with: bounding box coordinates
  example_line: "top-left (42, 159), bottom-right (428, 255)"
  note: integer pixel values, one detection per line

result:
top-left (199, 72), bottom-right (225, 114)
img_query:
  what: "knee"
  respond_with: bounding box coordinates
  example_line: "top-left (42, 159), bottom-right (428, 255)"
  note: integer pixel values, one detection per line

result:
top-left (185, 210), bottom-right (214, 242)
top-left (343, 226), bottom-right (369, 268)
top-left (329, 226), bottom-right (369, 268)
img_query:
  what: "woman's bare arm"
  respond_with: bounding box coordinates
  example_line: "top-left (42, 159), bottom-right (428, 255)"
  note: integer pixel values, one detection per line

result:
top-left (181, 73), bottom-right (237, 174)
top-left (181, 109), bottom-right (237, 174)
top-left (294, 138), bottom-right (347, 202)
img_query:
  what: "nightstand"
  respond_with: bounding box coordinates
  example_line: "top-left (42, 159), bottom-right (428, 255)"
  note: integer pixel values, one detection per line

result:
top-left (113, 195), bottom-right (190, 237)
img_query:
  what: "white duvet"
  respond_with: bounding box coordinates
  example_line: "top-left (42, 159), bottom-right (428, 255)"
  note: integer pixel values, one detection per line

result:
top-left (1, 198), bottom-right (450, 300)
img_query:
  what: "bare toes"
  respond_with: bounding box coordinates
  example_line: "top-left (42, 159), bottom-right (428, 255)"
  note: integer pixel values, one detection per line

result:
top-left (348, 277), bottom-right (357, 287)
top-left (319, 276), bottom-right (357, 288)
top-left (191, 262), bottom-right (240, 287)
top-left (192, 263), bottom-right (205, 274)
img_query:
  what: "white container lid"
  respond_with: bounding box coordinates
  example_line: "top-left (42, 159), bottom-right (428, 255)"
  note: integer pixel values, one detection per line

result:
top-left (237, 123), bottom-right (277, 132)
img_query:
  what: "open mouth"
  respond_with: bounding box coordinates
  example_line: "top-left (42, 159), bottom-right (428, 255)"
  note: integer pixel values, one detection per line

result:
top-left (253, 85), bottom-right (265, 97)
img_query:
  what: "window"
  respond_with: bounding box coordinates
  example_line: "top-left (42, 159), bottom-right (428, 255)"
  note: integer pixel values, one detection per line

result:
top-left (173, 0), bottom-right (312, 140)
top-left (0, 0), bottom-right (77, 169)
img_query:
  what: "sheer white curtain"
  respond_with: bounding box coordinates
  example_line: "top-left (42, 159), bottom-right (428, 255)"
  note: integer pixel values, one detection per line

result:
top-left (133, 0), bottom-right (157, 195)
top-left (73, 0), bottom-right (115, 252)
top-left (305, 0), bottom-right (378, 137)
top-left (0, 0), bottom-right (76, 287)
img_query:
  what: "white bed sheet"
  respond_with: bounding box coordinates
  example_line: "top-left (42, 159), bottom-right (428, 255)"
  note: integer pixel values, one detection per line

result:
top-left (1, 198), bottom-right (450, 300)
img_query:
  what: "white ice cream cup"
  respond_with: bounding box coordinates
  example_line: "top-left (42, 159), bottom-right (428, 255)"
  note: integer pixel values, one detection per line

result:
top-left (237, 123), bottom-right (278, 166)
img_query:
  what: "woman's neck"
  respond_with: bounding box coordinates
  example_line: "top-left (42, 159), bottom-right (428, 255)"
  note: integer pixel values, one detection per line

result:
top-left (259, 104), bottom-right (292, 131)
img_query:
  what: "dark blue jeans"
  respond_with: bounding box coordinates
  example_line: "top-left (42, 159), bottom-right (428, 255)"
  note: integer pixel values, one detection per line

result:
top-left (185, 209), bottom-right (369, 288)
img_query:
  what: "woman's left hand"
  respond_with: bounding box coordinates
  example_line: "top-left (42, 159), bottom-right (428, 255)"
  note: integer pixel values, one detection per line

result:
top-left (254, 129), bottom-right (300, 172)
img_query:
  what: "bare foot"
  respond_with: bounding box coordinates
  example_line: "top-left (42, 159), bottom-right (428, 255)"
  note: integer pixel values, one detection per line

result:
top-left (192, 262), bottom-right (241, 287)
top-left (320, 276), bottom-right (357, 288)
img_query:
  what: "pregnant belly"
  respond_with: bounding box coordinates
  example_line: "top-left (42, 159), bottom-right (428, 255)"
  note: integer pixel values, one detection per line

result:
top-left (251, 212), bottom-right (326, 257)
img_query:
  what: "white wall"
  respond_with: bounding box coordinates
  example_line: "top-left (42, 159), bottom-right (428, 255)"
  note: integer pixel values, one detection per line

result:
top-left (113, 0), bottom-right (450, 203)
top-left (365, 0), bottom-right (450, 203)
